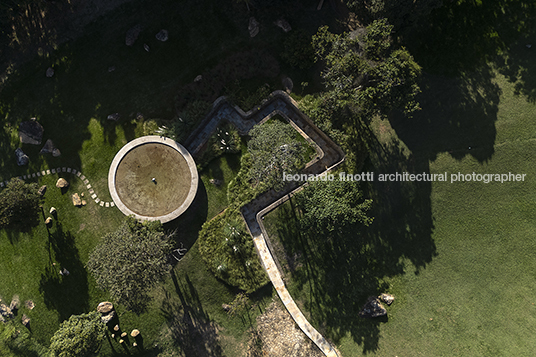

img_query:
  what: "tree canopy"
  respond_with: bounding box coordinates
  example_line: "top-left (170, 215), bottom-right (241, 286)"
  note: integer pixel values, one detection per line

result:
top-left (296, 179), bottom-right (373, 235)
top-left (49, 312), bottom-right (105, 357)
top-left (0, 178), bottom-right (41, 230)
top-left (248, 119), bottom-right (306, 190)
top-left (86, 218), bottom-right (172, 311)
top-left (312, 20), bottom-right (422, 122)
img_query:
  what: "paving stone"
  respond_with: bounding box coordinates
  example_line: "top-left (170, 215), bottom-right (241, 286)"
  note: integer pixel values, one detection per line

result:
top-left (105, 202), bottom-right (110, 207)
top-left (84, 179), bottom-right (89, 184)
top-left (95, 198), bottom-right (100, 203)
top-left (81, 175), bottom-right (86, 180)
top-left (87, 184), bottom-right (91, 189)
top-left (91, 194), bottom-right (97, 199)
top-left (100, 201), bottom-right (104, 207)
top-left (110, 202), bottom-right (115, 207)
top-left (51, 169), bottom-right (56, 174)
top-left (77, 172), bottom-right (82, 177)
top-left (62, 167), bottom-right (66, 172)
top-left (67, 168), bottom-right (72, 173)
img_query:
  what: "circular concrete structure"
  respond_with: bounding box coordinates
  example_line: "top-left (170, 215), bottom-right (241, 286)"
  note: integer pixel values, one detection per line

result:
top-left (108, 136), bottom-right (198, 223)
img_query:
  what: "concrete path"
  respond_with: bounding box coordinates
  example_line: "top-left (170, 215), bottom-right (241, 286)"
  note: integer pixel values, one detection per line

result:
top-left (1, 167), bottom-right (115, 208)
top-left (186, 91), bottom-right (345, 357)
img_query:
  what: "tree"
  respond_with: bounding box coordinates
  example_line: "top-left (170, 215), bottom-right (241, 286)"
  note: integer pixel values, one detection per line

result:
top-left (49, 312), bottom-right (105, 357)
top-left (296, 179), bottom-right (373, 235)
top-left (312, 21), bottom-right (421, 122)
top-left (248, 119), bottom-right (306, 190)
top-left (0, 178), bottom-right (41, 229)
top-left (86, 218), bottom-right (172, 311)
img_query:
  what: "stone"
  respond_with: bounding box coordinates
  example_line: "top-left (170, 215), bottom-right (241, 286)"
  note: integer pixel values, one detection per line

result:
top-left (40, 139), bottom-right (56, 154)
top-left (126, 24), bottom-right (141, 46)
top-left (114, 324), bottom-right (120, 332)
top-left (0, 303), bottom-right (13, 319)
top-left (144, 44), bottom-right (150, 52)
top-left (19, 121), bottom-right (44, 145)
top-left (15, 148), bottom-right (29, 166)
top-left (358, 296), bottom-right (387, 318)
top-left (222, 304), bottom-right (231, 312)
top-left (248, 17), bottom-right (260, 37)
top-left (52, 148), bottom-right (61, 157)
top-left (81, 200), bottom-right (87, 206)
top-left (209, 178), bottom-right (222, 186)
top-left (72, 193), bottom-right (82, 207)
top-left (25, 300), bottom-right (35, 310)
top-left (49, 207), bottom-right (57, 215)
top-left (282, 76), bottom-right (294, 93)
top-left (131, 329), bottom-right (140, 338)
top-left (9, 295), bottom-right (19, 312)
top-left (38, 185), bottom-right (47, 196)
top-left (46, 67), bottom-right (54, 77)
top-left (121, 332), bottom-right (127, 338)
top-left (45, 217), bottom-right (53, 226)
top-left (194, 75), bottom-right (202, 83)
top-left (379, 293), bottom-right (395, 306)
top-left (133, 342), bottom-right (138, 347)
top-left (107, 113), bottom-right (120, 121)
top-left (22, 314), bottom-right (30, 327)
top-left (274, 19), bottom-right (292, 32)
top-left (56, 178), bottom-right (69, 188)
top-left (101, 310), bottom-right (116, 325)
top-left (155, 29), bottom-right (168, 42)
top-left (97, 301), bottom-right (114, 314)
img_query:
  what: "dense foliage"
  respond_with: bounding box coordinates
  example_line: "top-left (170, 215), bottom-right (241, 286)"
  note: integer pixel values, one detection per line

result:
top-left (248, 119), bottom-right (306, 190)
top-left (0, 321), bottom-right (49, 357)
top-left (296, 179), bottom-right (373, 234)
top-left (198, 209), bottom-right (269, 292)
top-left (86, 218), bottom-right (172, 311)
top-left (49, 312), bottom-right (105, 357)
top-left (0, 178), bottom-right (41, 229)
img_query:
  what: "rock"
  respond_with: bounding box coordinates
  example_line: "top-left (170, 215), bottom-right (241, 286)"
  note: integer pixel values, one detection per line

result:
top-left (107, 113), bottom-right (120, 121)
top-left (56, 178), bottom-right (69, 188)
top-left (25, 300), bottom-right (35, 310)
top-left (15, 148), bottom-right (29, 166)
top-left (274, 19), bottom-right (292, 32)
top-left (121, 332), bottom-right (127, 338)
top-left (282, 76), bottom-right (294, 93)
top-left (22, 314), bottom-right (30, 327)
top-left (80, 192), bottom-right (84, 197)
top-left (144, 44), bottom-right (150, 52)
top-left (358, 296), bottom-right (387, 318)
top-left (97, 301), bottom-right (114, 314)
top-left (0, 303), bottom-right (13, 319)
top-left (40, 139), bottom-right (56, 154)
top-left (46, 67), bottom-right (54, 77)
top-left (59, 268), bottom-right (70, 276)
top-left (81, 200), bottom-right (87, 206)
top-left (114, 324), bottom-right (120, 332)
top-left (101, 310), bottom-right (116, 325)
top-left (49, 207), bottom-right (57, 215)
top-left (248, 17), bottom-right (259, 37)
top-left (194, 75), bottom-right (202, 83)
top-left (209, 178), bottom-right (222, 186)
top-left (131, 329), bottom-right (140, 338)
top-left (155, 29), bottom-right (169, 41)
top-left (38, 185), bottom-right (47, 197)
top-left (9, 295), bottom-right (19, 312)
top-left (72, 193), bottom-right (82, 207)
top-left (45, 217), bottom-right (53, 226)
top-left (133, 342), bottom-right (138, 347)
top-left (52, 148), bottom-right (61, 157)
top-left (379, 293), bottom-right (395, 306)
top-left (126, 24), bottom-right (142, 46)
top-left (19, 120), bottom-right (44, 145)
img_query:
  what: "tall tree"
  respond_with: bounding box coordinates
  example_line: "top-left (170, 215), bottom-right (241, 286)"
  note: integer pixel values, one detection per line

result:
top-left (49, 312), bottom-right (105, 357)
top-left (86, 218), bottom-right (172, 311)
top-left (0, 178), bottom-right (41, 230)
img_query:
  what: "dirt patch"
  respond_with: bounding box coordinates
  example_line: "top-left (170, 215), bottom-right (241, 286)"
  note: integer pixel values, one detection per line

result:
top-left (247, 300), bottom-right (324, 357)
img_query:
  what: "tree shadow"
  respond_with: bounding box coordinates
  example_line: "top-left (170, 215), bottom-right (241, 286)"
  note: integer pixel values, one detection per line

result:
top-left (161, 271), bottom-right (224, 357)
top-left (38, 222), bottom-right (89, 321)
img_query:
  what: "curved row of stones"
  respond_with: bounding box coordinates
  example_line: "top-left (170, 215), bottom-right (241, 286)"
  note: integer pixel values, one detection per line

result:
top-left (0, 167), bottom-right (114, 208)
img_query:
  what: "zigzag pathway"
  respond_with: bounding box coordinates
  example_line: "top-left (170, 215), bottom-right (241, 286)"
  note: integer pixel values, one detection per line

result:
top-left (0, 167), bottom-right (114, 208)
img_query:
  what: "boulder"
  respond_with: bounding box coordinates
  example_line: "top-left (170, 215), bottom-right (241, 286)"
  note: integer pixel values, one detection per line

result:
top-left (46, 67), bottom-right (54, 77)
top-left (358, 296), bottom-right (387, 318)
top-left (81, 200), bottom-right (87, 206)
top-left (9, 295), bottom-right (19, 312)
top-left (194, 75), bottom-right (202, 83)
top-left (19, 120), bottom-right (44, 145)
top-left (107, 113), bottom-right (120, 121)
top-left (248, 17), bottom-right (260, 37)
top-left (379, 293), bottom-right (395, 306)
top-left (155, 29), bottom-right (168, 42)
top-left (101, 310), bottom-right (116, 325)
top-left (52, 148), bottom-right (61, 157)
top-left (126, 24), bottom-right (141, 46)
top-left (15, 148), bottom-right (29, 166)
top-left (49, 207), bottom-right (57, 215)
top-left (72, 193), bottom-right (82, 207)
top-left (38, 185), bottom-right (47, 196)
top-left (131, 329), bottom-right (140, 338)
top-left (39, 139), bottom-right (55, 154)
top-left (45, 217), bottom-right (53, 226)
top-left (22, 314), bottom-right (30, 327)
top-left (97, 301), bottom-right (114, 314)
top-left (0, 303), bottom-right (13, 319)
top-left (121, 332), bottom-right (127, 338)
top-left (25, 300), bottom-right (35, 310)
top-left (282, 76), bottom-right (294, 93)
top-left (274, 19), bottom-right (292, 32)
top-left (56, 178), bottom-right (69, 188)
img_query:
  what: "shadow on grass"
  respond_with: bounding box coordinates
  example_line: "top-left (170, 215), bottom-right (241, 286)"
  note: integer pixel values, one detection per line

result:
top-left (161, 271), bottom-right (223, 357)
top-left (39, 222), bottom-right (89, 321)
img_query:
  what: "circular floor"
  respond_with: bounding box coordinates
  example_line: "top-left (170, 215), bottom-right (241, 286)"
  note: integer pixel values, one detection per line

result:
top-left (108, 136), bottom-right (198, 223)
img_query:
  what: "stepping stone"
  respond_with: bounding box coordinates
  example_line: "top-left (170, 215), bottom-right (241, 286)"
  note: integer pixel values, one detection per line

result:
top-left (89, 189), bottom-right (94, 194)
top-left (100, 201), bottom-right (104, 207)
top-left (72, 169), bottom-right (77, 174)
top-left (91, 194), bottom-right (97, 199)
top-left (110, 202), bottom-right (115, 207)
top-left (41, 171), bottom-right (46, 175)
top-left (62, 167), bottom-right (66, 172)
top-left (95, 198), bottom-right (100, 203)
top-left (81, 175), bottom-right (86, 180)
top-left (0, 182), bottom-right (3, 187)
top-left (87, 184), bottom-right (91, 189)
top-left (77, 172), bottom-right (81, 177)
top-left (84, 179), bottom-right (89, 184)
top-left (67, 168), bottom-right (72, 173)
top-left (105, 202), bottom-right (110, 207)
top-left (23, 175), bottom-right (26, 179)
top-left (51, 169), bottom-right (56, 174)
top-left (32, 173), bottom-right (36, 178)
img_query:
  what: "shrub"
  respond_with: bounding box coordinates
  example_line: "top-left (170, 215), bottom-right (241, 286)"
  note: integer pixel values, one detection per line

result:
top-left (49, 312), bottom-right (105, 357)
top-left (0, 178), bottom-right (41, 230)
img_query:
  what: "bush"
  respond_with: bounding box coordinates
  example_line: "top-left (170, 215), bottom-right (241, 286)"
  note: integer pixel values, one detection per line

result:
top-left (49, 312), bottom-right (105, 357)
top-left (0, 178), bottom-right (41, 230)
top-left (198, 209), bottom-right (269, 292)
top-left (197, 123), bottom-right (242, 170)
top-left (0, 322), bottom-right (49, 357)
